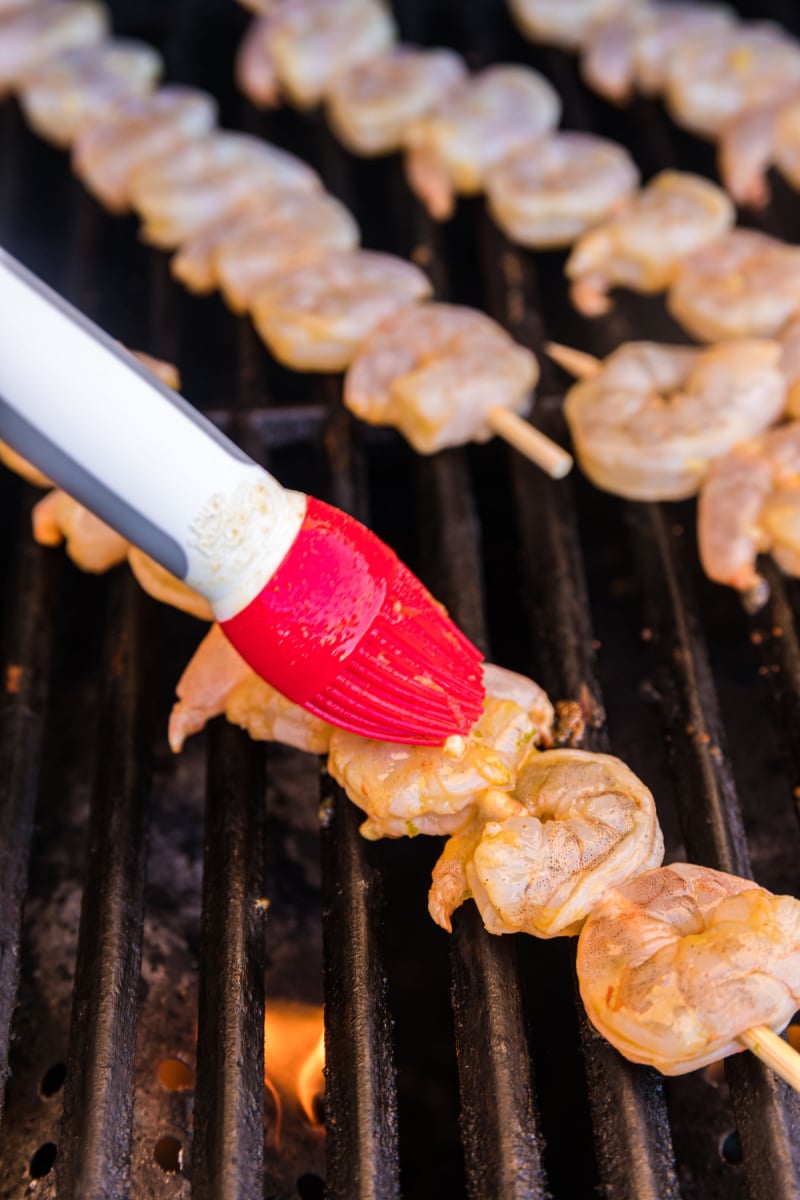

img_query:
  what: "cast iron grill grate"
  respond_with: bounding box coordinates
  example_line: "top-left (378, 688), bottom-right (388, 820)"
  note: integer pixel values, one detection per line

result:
top-left (1, 2), bottom-right (800, 1198)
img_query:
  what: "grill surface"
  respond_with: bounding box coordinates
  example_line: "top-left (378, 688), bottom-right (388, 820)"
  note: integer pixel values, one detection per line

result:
top-left (2, 2), bottom-right (800, 1198)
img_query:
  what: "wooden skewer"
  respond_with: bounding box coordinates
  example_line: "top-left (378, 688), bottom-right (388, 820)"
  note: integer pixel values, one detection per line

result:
top-left (487, 406), bottom-right (573, 479)
top-left (739, 1026), bottom-right (800, 1092)
top-left (545, 341), bottom-right (602, 380)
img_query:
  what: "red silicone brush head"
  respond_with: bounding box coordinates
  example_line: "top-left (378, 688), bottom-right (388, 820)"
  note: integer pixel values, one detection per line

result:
top-left (219, 497), bottom-right (485, 744)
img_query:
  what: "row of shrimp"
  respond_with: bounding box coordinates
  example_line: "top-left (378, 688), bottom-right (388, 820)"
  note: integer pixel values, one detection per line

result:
top-left (510, 0), bottom-right (800, 210)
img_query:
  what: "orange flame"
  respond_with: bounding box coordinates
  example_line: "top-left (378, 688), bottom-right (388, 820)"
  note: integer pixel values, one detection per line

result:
top-left (264, 1002), bottom-right (325, 1145)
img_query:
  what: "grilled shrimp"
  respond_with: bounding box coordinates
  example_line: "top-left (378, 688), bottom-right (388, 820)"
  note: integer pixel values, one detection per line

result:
top-left (128, 131), bottom-right (321, 249)
top-left (72, 86), bottom-right (218, 213)
top-left (251, 249), bottom-right (431, 372)
top-left (168, 623), bottom-right (333, 754)
top-left (565, 171), bottom-right (735, 316)
top-left (577, 863), bottom-right (800, 1074)
top-left (429, 750), bottom-right (664, 938)
top-left (664, 23), bottom-right (800, 141)
top-left (325, 44), bottom-right (467, 157)
top-left (486, 131), bottom-right (640, 249)
top-left (32, 490), bottom-right (129, 573)
top-left (506, 0), bottom-right (640, 51)
top-left (235, 0), bottom-right (397, 110)
top-left (698, 421), bottom-right (800, 602)
top-left (0, 1), bottom-right (107, 96)
top-left (19, 39), bottom-right (162, 148)
top-left (562, 340), bottom-right (787, 500)
top-left (667, 230), bottom-right (800, 343)
top-left (403, 65), bottom-right (561, 220)
top-left (344, 303), bottom-right (538, 453)
top-left (719, 94), bottom-right (800, 209)
top-left (327, 664), bottom-right (555, 841)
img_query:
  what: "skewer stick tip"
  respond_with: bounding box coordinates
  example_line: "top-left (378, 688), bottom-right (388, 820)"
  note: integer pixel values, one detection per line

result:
top-left (739, 1025), bottom-right (800, 1093)
top-left (545, 341), bottom-right (602, 380)
top-left (487, 407), bottom-right (573, 479)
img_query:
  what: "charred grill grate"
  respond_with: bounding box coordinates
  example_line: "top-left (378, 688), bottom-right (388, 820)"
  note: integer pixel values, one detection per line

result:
top-left (2, 1), bottom-right (800, 1198)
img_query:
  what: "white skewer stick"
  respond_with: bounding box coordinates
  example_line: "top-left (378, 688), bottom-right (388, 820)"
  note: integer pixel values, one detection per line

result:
top-left (546, 341), bottom-right (602, 380)
top-left (486, 406), bottom-right (573, 479)
top-left (739, 1026), bottom-right (800, 1093)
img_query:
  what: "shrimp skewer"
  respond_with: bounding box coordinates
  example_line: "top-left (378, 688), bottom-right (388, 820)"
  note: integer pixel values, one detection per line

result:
top-left (506, 0), bottom-right (642, 51)
top-left (720, 93), bottom-right (800, 209)
top-left (0, 1), bottom-right (108, 96)
top-left (345, 302), bottom-right (571, 477)
top-left (577, 863), bottom-right (800, 1081)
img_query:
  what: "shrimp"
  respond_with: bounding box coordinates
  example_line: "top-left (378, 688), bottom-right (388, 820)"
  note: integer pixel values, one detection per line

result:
top-left (577, 863), bottom-right (800, 1074)
top-left (72, 85), bottom-right (218, 213)
top-left (506, 0), bottom-right (642, 51)
top-left (697, 421), bottom-right (800, 604)
top-left (667, 230), bottom-right (800, 343)
top-left (429, 750), bottom-right (663, 938)
top-left (168, 623), bottom-right (333, 754)
top-left (664, 23), bottom-right (800, 141)
top-left (403, 65), bottom-right (561, 221)
top-left (325, 44), bottom-right (467, 157)
top-left (18, 39), bottom-right (163, 149)
top-left (561, 340), bottom-right (787, 500)
top-left (128, 131), bottom-right (321, 249)
top-left (565, 171), bottom-right (735, 316)
top-left (327, 664), bottom-right (555, 841)
top-left (720, 94), bottom-right (800, 209)
top-left (235, 0), bottom-right (397, 111)
top-left (250, 249), bottom-right (431, 372)
top-left (0, 1), bottom-right (107, 96)
top-left (486, 131), bottom-right (640, 249)
top-left (127, 548), bottom-right (213, 621)
top-left (343, 302), bottom-right (538, 453)
top-left (32, 490), bottom-right (129, 573)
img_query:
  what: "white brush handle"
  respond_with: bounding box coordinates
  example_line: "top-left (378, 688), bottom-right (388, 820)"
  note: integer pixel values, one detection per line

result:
top-left (0, 248), bottom-right (305, 619)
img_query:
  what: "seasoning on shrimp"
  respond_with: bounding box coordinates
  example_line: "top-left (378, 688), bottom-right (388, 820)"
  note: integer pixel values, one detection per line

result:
top-left (128, 131), bottom-right (321, 249)
top-left (325, 44), bottom-right (466, 156)
top-left (234, 0), bottom-right (397, 111)
top-left (565, 170), bottom-right (735, 316)
top-left (561, 340), bottom-right (787, 501)
top-left (344, 302), bottom-right (538, 453)
top-left (169, 623), bottom-right (333, 754)
top-left (19, 39), bottom-right (163, 149)
top-left (251, 249), bottom-right (431, 372)
top-left (486, 131), bottom-right (640, 249)
top-left (429, 749), bottom-right (664, 938)
top-left (698, 421), bottom-right (800, 605)
top-left (0, 1), bottom-right (107, 96)
top-left (577, 863), bottom-right (800, 1074)
top-left (72, 85), bottom-right (218, 213)
top-left (403, 65), bottom-right (561, 221)
top-left (667, 230), bottom-right (800, 343)
top-left (327, 664), bottom-right (554, 841)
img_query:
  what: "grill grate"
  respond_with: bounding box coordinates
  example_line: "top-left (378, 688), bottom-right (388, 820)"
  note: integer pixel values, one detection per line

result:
top-left (2, 2), bottom-right (800, 1198)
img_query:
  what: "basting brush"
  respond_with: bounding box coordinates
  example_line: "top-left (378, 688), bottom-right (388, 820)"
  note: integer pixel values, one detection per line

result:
top-left (0, 248), bottom-right (484, 744)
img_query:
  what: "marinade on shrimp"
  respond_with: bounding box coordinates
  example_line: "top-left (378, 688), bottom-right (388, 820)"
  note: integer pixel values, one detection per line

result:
top-left (565, 170), bottom-right (735, 316)
top-left (429, 749), bottom-right (664, 938)
top-left (577, 863), bottom-right (800, 1074)
top-left (327, 664), bottom-right (555, 840)
top-left (403, 65), bottom-right (561, 220)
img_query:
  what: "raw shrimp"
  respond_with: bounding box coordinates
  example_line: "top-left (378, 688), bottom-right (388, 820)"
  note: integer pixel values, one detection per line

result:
top-left (127, 548), bottom-right (213, 621)
top-left (403, 65), bottom-right (561, 220)
top-left (667, 230), bottom-right (800, 343)
top-left (251, 249), bottom-right (431, 372)
top-left (325, 44), bottom-right (467, 156)
top-left (344, 303), bottom-right (538, 453)
top-left (212, 191), bottom-right (360, 312)
top-left (168, 623), bottom-right (333, 754)
top-left (32, 490), bottom-right (129, 573)
top-left (0, 1), bottom-right (107, 96)
top-left (19, 39), bottom-right (163, 148)
top-left (128, 131), bottom-right (321, 249)
top-left (72, 85), bottom-right (218, 213)
top-left (429, 750), bottom-right (663, 938)
top-left (664, 23), bottom-right (800, 141)
top-left (697, 421), bottom-right (800, 602)
top-left (506, 0), bottom-right (640, 51)
top-left (235, 0), bottom-right (397, 110)
top-left (565, 171), bottom-right (735, 316)
top-left (577, 863), bottom-right (800, 1074)
top-left (486, 131), bottom-right (640, 249)
top-left (562, 340), bottom-right (787, 500)
top-left (327, 664), bottom-right (555, 841)
top-left (720, 94), bottom-right (800, 209)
